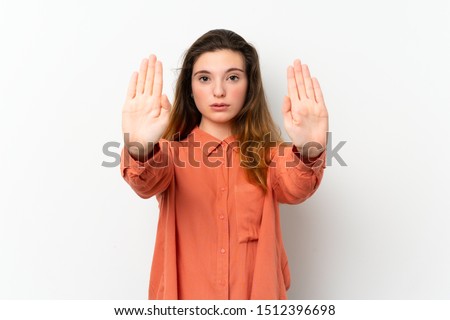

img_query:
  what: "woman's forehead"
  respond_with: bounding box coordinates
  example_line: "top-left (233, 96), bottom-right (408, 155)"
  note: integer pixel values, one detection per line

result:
top-left (193, 50), bottom-right (245, 72)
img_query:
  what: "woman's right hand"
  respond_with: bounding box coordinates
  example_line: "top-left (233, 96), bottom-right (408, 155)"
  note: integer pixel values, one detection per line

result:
top-left (122, 54), bottom-right (172, 160)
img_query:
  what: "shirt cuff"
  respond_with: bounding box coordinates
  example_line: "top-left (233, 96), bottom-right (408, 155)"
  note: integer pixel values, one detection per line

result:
top-left (292, 145), bottom-right (327, 172)
top-left (120, 142), bottom-right (163, 178)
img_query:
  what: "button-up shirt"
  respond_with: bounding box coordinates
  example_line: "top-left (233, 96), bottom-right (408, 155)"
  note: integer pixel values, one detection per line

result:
top-left (120, 126), bottom-right (326, 299)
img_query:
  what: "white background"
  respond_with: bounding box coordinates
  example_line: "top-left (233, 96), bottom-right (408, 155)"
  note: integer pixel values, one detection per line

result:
top-left (0, 0), bottom-right (449, 299)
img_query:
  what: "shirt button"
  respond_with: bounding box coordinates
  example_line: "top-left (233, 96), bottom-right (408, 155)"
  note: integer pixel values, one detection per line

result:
top-left (219, 279), bottom-right (226, 286)
top-left (219, 215), bottom-right (224, 220)
top-left (220, 248), bottom-right (226, 254)
top-left (220, 187), bottom-right (226, 191)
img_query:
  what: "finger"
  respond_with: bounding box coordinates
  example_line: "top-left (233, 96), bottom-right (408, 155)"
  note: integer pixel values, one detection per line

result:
top-left (287, 66), bottom-right (300, 103)
top-left (294, 59), bottom-right (307, 100)
top-left (136, 58), bottom-right (148, 94)
top-left (312, 77), bottom-right (325, 104)
top-left (153, 61), bottom-right (163, 97)
top-left (144, 54), bottom-right (156, 95)
top-left (302, 64), bottom-right (314, 100)
top-left (126, 72), bottom-right (138, 100)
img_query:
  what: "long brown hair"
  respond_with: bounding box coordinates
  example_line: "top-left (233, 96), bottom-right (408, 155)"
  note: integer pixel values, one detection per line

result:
top-left (163, 29), bottom-right (282, 192)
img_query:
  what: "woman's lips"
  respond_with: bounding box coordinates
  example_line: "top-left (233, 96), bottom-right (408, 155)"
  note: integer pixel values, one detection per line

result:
top-left (210, 103), bottom-right (230, 111)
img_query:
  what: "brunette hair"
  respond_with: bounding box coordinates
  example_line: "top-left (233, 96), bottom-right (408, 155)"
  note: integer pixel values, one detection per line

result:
top-left (163, 29), bottom-right (282, 191)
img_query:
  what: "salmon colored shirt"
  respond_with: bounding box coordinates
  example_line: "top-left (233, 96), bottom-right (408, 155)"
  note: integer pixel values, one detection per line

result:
top-left (120, 126), bottom-right (326, 300)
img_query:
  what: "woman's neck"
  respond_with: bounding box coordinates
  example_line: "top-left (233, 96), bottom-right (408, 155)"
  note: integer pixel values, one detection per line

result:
top-left (199, 121), bottom-right (233, 141)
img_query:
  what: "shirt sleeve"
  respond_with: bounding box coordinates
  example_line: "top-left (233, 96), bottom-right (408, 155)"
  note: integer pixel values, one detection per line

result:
top-left (120, 139), bottom-right (174, 199)
top-left (270, 145), bottom-right (326, 204)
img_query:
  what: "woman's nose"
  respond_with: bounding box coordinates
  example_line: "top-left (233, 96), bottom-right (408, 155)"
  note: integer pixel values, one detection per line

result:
top-left (213, 82), bottom-right (225, 97)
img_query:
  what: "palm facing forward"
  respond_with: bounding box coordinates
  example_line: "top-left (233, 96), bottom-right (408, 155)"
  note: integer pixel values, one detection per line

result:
top-left (122, 54), bottom-right (171, 160)
top-left (282, 59), bottom-right (329, 159)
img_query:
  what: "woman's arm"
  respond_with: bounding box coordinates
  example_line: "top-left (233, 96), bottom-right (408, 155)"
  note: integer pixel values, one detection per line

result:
top-left (272, 58), bottom-right (329, 203)
top-left (120, 140), bottom-right (173, 199)
top-left (270, 145), bottom-right (326, 204)
top-left (120, 54), bottom-right (173, 199)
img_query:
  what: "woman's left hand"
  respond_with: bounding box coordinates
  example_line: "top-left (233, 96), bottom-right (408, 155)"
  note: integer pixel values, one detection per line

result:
top-left (282, 59), bottom-right (329, 159)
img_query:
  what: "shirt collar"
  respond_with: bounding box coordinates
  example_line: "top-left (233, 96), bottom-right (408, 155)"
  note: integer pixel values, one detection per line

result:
top-left (188, 126), bottom-right (238, 156)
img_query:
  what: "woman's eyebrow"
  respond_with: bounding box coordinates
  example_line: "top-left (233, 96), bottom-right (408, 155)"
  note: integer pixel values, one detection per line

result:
top-left (193, 67), bottom-right (245, 77)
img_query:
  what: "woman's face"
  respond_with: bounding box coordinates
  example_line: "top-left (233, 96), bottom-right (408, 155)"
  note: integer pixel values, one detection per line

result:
top-left (191, 49), bottom-right (248, 134)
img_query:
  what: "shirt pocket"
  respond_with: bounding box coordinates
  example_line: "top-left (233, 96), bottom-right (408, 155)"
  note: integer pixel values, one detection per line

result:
top-left (235, 183), bottom-right (264, 243)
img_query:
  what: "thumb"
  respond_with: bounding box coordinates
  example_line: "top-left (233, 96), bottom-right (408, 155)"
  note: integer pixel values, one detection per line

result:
top-left (282, 95), bottom-right (291, 113)
top-left (161, 94), bottom-right (172, 112)
top-left (282, 96), bottom-right (292, 123)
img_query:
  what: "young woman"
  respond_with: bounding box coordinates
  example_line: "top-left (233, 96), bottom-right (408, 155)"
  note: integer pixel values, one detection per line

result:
top-left (120, 29), bottom-right (328, 300)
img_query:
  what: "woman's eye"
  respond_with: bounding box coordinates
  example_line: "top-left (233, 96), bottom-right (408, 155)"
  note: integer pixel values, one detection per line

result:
top-left (228, 75), bottom-right (239, 81)
top-left (199, 76), bottom-right (209, 82)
